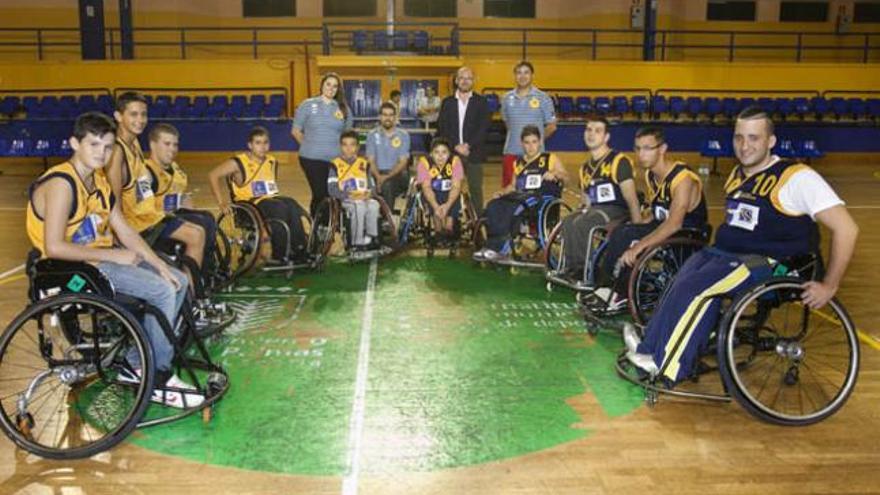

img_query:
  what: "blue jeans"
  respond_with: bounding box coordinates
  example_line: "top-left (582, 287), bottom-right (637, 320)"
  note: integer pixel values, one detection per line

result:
top-left (97, 261), bottom-right (188, 372)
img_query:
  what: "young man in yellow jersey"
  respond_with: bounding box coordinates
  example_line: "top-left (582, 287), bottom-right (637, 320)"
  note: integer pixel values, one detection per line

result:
top-left (26, 112), bottom-right (201, 408)
top-left (145, 123), bottom-right (219, 282)
top-left (106, 91), bottom-right (207, 284)
top-left (328, 130), bottom-right (380, 247)
top-left (208, 126), bottom-right (309, 263)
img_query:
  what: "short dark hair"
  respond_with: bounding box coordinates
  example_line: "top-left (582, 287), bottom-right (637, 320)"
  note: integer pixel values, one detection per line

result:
top-left (340, 130), bottom-right (359, 144)
top-left (429, 137), bottom-right (452, 153)
top-left (635, 125), bottom-right (665, 144)
top-left (248, 125), bottom-right (270, 142)
top-left (73, 112), bottom-right (116, 141)
top-left (115, 91), bottom-right (148, 113)
top-left (514, 60), bottom-right (534, 73)
top-left (379, 102), bottom-right (397, 114)
top-left (149, 123), bottom-right (179, 142)
top-left (390, 90), bottom-right (401, 99)
top-left (736, 105), bottom-right (775, 135)
top-left (520, 124), bottom-right (541, 141)
top-left (585, 114), bottom-right (610, 131)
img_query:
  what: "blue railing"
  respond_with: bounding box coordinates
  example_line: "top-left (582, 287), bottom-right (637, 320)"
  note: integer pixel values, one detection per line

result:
top-left (0, 24), bottom-right (878, 62)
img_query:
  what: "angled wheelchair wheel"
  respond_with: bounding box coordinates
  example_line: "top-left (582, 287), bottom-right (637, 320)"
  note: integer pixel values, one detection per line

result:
top-left (539, 199), bottom-right (571, 250)
top-left (0, 294), bottom-right (154, 459)
top-left (376, 197), bottom-right (400, 252)
top-left (717, 278), bottom-right (859, 426)
top-left (216, 203), bottom-right (263, 280)
top-left (628, 238), bottom-right (706, 326)
top-left (307, 197), bottom-right (340, 261)
top-left (543, 222), bottom-right (564, 272)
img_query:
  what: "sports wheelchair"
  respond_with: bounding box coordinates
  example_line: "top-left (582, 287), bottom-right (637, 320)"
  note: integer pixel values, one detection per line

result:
top-left (616, 253), bottom-right (860, 426)
top-left (216, 199), bottom-right (316, 280)
top-left (396, 178), bottom-right (479, 258)
top-left (0, 254), bottom-right (229, 459)
top-left (473, 191), bottom-right (571, 270)
top-left (306, 195), bottom-right (399, 265)
top-left (545, 219), bottom-right (710, 327)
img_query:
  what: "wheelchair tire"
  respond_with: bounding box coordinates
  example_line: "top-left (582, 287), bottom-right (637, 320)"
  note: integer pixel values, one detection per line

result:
top-left (542, 222), bottom-right (564, 272)
top-left (628, 238), bottom-right (706, 326)
top-left (307, 197), bottom-right (339, 260)
top-left (716, 278), bottom-right (859, 426)
top-left (0, 293), bottom-right (154, 459)
top-left (217, 203), bottom-right (263, 280)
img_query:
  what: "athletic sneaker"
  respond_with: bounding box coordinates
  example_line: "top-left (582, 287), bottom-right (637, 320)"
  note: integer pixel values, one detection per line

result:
top-left (626, 352), bottom-right (659, 376)
top-left (152, 374), bottom-right (205, 409)
top-left (622, 322), bottom-right (641, 355)
top-left (593, 287), bottom-right (628, 312)
top-left (473, 248), bottom-right (503, 261)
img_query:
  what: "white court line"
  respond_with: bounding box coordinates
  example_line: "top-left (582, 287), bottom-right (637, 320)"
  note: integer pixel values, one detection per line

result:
top-left (0, 263), bottom-right (24, 280)
top-left (342, 257), bottom-right (378, 495)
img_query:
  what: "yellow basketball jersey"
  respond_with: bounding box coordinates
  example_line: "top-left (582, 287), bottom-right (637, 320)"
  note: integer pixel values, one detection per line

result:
top-left (330, 156), bottom-right (371, 197)
top-left (117, 138), bottom-right (166, 232)
top-left (27, 162), bottom-right (115, 255)
top-left (229, 153), bottom-right (279, 203)
top-left (146, 158), bottom-right (188, 213)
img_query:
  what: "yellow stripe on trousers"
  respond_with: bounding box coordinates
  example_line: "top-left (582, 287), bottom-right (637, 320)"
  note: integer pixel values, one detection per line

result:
top-left (661, 264), bottom-right (752, 381)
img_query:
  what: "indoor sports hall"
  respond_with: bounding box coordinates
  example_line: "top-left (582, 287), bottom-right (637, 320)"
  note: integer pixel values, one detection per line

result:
top-left (0, 1), bottom-right (878, 494)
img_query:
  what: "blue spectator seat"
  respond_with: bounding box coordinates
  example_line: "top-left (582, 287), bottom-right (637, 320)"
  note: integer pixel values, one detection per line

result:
top-left (373, 31), bottom-right (389, 51)
top-left (557, 96), bottom-right (575, 118)
top-left (867, 98), bottom-right (880, 121)
top-left (685, 96), bottom-right (702, 119)
top-left (96, 95), bottom-right (114, 115)
top-left (0, 96), bottom-right (19, 114)
top-left (631, 95), bottom-right (649, 117)
top-left (775, 98), bottom-right (793, 120)
top-left (229, 95), bottom-right (248, 118)
top-left (77, 95), bottom-right (97, 113)
top-left (265, 94), bottom-right (286, 117)
top-left (352, 30), bottom-right (368, 52)
top-left (412, 31), bottom-right (429, 52)
top-left (612, 96), bottom-right (628, 115)
top-left (721, 97), bottom-right (739, 119)
top-left (669, 96), bottom-right (685, 119)
top-left (651, 96), bottom-right (668, 118)
top-left (811, 97), bottom-right (829, 119)
top-left (774, 138), bottom-right (797, 159)
top-left (169, 96), bottom-right (191, 118)
top-left (393, 31), bottom-right (409, 51)
top-left (206, 96), bottom-right (229, 119)
top-left (575, 96), bottom-right (592, 115)
top-left (797, 139), bottom-right (824, 163)
top-left (704, 97), bottom-right (722, 120)
top-left (187, 96), bottom-right (209, 118)
top-left (594, 96), bottom-right (611, 114)
top-left (792, 97), bottom-right (811, 119)
top-left (829, 97), bottom-right (848, 120)
top-left (847, 98), bottom-right (866, 120)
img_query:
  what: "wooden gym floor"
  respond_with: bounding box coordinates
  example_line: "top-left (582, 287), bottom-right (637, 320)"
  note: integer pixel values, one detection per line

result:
top-left (0, 151), bottom-right (877, 495)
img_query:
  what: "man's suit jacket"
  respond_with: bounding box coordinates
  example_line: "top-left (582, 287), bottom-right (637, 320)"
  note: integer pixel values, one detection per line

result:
top-left (437, 92), bottom-right (492, 163)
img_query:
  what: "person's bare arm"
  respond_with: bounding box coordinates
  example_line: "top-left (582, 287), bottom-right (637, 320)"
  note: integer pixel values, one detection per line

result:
top-left (620, 178), bottom-right (642, 224)
top-left (543, 122), bottom-right (558, 140)
top-left (106, 143), bottom-right (127, 210)
top-left (291, 127), bottom-right (305, 144)
top-left (802, 205), bottom-right (858, 308)
top-left (208, 159), bottom-right (241, 216)
top-left (620, 177), bottom-right (696, 267)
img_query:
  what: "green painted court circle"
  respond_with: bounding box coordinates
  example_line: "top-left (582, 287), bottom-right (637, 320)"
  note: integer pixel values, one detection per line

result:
top-left (132, 257), bottom-right (643, 475)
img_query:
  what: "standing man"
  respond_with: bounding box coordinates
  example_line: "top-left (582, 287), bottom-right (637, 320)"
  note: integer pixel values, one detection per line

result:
top-left (366, 102), bottom-right (411, 210)
top-left (437, 66), bottom-right (491, 215)
top-left (500, 61), bottom-right (557, 188)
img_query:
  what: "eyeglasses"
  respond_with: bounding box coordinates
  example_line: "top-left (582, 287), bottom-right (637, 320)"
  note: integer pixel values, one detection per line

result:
top-left (634, 143), bottom-right (663, 152)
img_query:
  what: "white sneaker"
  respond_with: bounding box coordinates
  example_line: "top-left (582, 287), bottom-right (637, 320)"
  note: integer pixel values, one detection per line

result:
top-left (622, 322), bottom-right (641, 355)
top-left (626, 352), bottom-right (659, 376)
top-left (151, 374), bottom-right (205, 409)
top-left (593, 287), bottom-right (628, 312)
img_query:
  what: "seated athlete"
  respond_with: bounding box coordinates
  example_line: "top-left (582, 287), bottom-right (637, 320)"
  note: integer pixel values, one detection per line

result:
top-left (145, 123), bottom-right (219, 282)
top-left (557, 115), bottom-right (641, 279)
top-left (416, 137), bottom-right (466, 236)
top-left (26, 112), bottom-right (202, 408)
top-left (328, 130), bottom-right (380, 248)
top-left (591, 126), bottom-right (708, 311)
top-left (209, 125), bottom-right (310, 263)
top-left (107, 91), bottom-right (206, 288)
top-left (624, 106), bottom-right (858, 382)
top-left (474, 125), bottom-right (567, 261)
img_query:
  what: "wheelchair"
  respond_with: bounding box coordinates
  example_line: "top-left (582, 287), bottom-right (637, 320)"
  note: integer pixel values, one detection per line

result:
top-left (216, 199), bottom-right (316, 280)
top-left (545, 218), bottom-right (710, 328)
top-left (473, 190), bottom-right (571, 271)
top-left (0, 254), bottom-right (230, 459)
top-left (396, 178), bottom-right (479, 258)
top-left (306, 195), bottom-right (399, 265)
top-left (615, 253), bottom-right (860, 426)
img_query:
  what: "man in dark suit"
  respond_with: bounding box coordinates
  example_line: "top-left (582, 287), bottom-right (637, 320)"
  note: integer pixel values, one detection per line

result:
top-left (437, 66), bottom-right (491, 215)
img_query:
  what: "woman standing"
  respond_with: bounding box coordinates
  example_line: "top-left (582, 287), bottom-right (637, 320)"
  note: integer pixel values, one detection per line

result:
top-left (291, 72), bottom-right (354, 216)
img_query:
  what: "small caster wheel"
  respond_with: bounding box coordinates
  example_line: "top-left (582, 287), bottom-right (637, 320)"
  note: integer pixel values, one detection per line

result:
top-left (509, 266), bottom-right (519, 276)
top-left (206, 372), bottom-right (228, 397)
top-left (645, 390), bottom-right (658, 408)
top-left (546, 281), bottom-right (553, 292)
top-left (16, 413), bottom-right (34, 439)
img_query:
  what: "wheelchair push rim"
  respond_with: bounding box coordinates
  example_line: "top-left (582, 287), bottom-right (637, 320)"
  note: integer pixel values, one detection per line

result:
top-left (0, 293), bottom-right (154, 459)
top-left (717, 279), bottom-right (860, 426)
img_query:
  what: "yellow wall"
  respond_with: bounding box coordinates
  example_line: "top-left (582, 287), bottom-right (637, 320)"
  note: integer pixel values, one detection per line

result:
top-left (2, 58), bottom-right (878, 107)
